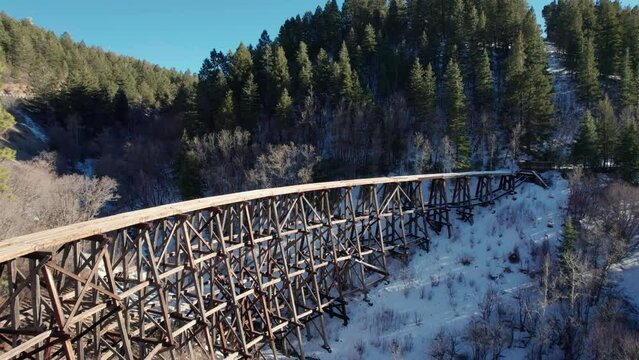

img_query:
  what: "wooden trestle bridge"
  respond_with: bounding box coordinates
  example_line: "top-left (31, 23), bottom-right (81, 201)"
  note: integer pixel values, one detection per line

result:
top-left (0, 170), bottom-right (546, 360)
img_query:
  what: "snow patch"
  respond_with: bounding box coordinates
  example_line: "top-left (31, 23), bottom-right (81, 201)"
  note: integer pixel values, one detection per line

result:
top-left (13, 109), bottom-right (48, 143)
top-left (76, 159), bottom-right (95, 179)
top-left (611, 252), bottom-right (639, 310)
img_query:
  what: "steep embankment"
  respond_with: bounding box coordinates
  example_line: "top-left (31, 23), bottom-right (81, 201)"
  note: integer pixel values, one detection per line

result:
top-left (547, 42), bottom-right (584, 155)
top-left (304, 173), bottom-right (568, 359)
top-left (0, 105), bottom-right (48, 160)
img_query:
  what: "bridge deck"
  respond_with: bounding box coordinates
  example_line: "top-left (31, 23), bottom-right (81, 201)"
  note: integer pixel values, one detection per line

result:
top-left (0, 170), bottom-right (510, 263)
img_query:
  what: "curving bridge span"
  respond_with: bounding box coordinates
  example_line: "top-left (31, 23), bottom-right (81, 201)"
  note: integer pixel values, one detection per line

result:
top-left (0, 170), bottom-right (546, 360)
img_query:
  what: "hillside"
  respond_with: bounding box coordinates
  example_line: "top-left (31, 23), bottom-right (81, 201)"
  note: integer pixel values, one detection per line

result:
top-left (0, 12), bottom-right (191, 107)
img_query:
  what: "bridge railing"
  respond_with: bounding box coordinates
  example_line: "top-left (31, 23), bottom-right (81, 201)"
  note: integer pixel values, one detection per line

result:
top-left (0, 171), bottom-right (518, 360)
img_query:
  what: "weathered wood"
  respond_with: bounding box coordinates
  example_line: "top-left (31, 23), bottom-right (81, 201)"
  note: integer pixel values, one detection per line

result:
top-left (0, 171), bottom-right (538, 359)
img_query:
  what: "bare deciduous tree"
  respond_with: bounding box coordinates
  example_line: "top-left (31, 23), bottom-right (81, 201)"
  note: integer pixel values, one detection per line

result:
top-left (0, 154), bottom-right (117, 239)
top-left (248, 143), bottom-right (320, 188)
top-left (187, 128), bottom-right (252, 195)
top-left (412, 132), bottom-right (432, 174)
top-left (429, 328), bottom-right (460, 360)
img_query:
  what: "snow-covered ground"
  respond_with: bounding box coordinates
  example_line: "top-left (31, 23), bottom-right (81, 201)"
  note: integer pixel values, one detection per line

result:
top-left (612, 252), bottom-right (639, 311)
top-left (546, 43), bottom-right (583, 152)
top-left (304, 173), bottom-right (569, 359)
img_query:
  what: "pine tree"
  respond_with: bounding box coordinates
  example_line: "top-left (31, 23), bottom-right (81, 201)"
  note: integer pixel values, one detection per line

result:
top-left (275, 88), bottom-right (294, 129)
top-left (596, 0), bottom-right (622, 81)
top-left (475, 49), bottom-right (493, 112)
top-left (462, 2), bottom-right (480, 51)
top-left (295, 41), bottom-right (313, 97)
top-left (229, 43), bottom-right (254, 95)
top-left (571, 110), bottom-right (600, 168)
top-left (408, 58), bottom-right (425, 104)
top-left (597, 94), bottom-right (618, 169)
top-left (615, 118), bottom-right (639, 183)
top-left (271, 45), bottom-right (291, 97)
top-left (558, 217), bottom-right (577, 269)
top-left (175, 134), bottom-right (203, 201)
top-left (362, 24), bottom-right (377, 55)
top-left (418, 31), bottom-right (430, 65)
top-left (522, 22), bottom-right (555, 152)
top-left (505, 32), bottom-right (526, 129)
top-left (620, 49), bottom-right (637, 108)
top-left (256, 43), bottom-right (274, 109)
top-left (322, 0), bottom-right (343, 54)
top-left (238, 73), bottom-right (258, 129)
top-left (444, 59), bottom-right (470, 169)
top-left (506, 29), bottom-right (555, 154)
top-left (337, 42), bottom-right (361, 102)
top-left (408, 58), bottom-right (435, 126)
top-left (564, 2), bottom-right (585, 73)
top-left (230, 43), bottom-right (258, 129)
top-left (314, 48), bottom-right (338, 101)
top-left (218, 90), bottom-right (235, 130)
top-left (385, 0), bottom-right (407, 44)
top-left (577, 36), bottom-right (601, 107)
top-left (0, 107), bottom-right (15, 138)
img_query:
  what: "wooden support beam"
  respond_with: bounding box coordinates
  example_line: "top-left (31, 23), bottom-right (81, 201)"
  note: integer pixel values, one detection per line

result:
top-left (0, 171), bottom-right (525, 359)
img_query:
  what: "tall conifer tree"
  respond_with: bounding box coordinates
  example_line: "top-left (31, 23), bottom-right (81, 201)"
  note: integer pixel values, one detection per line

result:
top-left (615, 118), bottom-right (639, 183)
top-left (408, 58), bottom-right (435, 125)
top-left (596, 0), bottom-right (622, 80)
top-left (577, 36), bottom-right (601, 107)
top-left (620, 49), bottom-right (637, 108)
top-left (571, 110), bottom-right (600, 168)
top-left (444, 59), bottom-right (470, 169)
top-left (475, 49), bottom-right (493, 112)
top-left (295, 41), bottom-right (313, 97)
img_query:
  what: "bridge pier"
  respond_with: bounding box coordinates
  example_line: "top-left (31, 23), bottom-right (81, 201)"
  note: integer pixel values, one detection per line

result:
top-left (476, 175), bottom-right (495, 205)
top-left (427, 179), bottom-right (452, 238)
top-left (452, 177), bottom-right (473, 224)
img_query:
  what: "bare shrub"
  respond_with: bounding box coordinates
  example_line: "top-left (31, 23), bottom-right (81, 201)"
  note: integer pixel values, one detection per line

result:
top-left (438, 136), bottom-right (456, 173)
top-left (459, 253), bottom-right (475, 266)
top-left (370, 307), bottom-right (409, 336)
top-left (187, 128), bottom-right (252, 195)
top-left (248, 142), bottom-right (320, 188)
top-left (463, 289), bottom-right (513, 360)
top-left (412, 132), bottom-right (432, 173)
top-left (429, 328), bottom-right (460, 360)
top-left (354, 340), bottom-right (366, 358)
top-left (586, 299), bottom-right (639, 360)
top-left (508, 247), bottom-right (520, 264)
top-left (0, 155), bottom-right (117, 239)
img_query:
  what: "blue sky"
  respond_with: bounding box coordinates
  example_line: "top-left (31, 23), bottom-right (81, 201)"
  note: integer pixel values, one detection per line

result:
top-left (2, 0), bottom-right (638, 73)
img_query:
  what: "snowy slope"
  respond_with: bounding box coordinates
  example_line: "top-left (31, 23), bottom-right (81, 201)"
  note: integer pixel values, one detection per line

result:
top-left (13, 109), bottom-right (48, 143)
top-left (547, 43), bottom-right (583, 154)
top-left (2, 108), bottom-right (48, 160)
top-left (304, 173), bottom-right (569, 359)
top-left (611, 252), bottom-right (639, 312)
